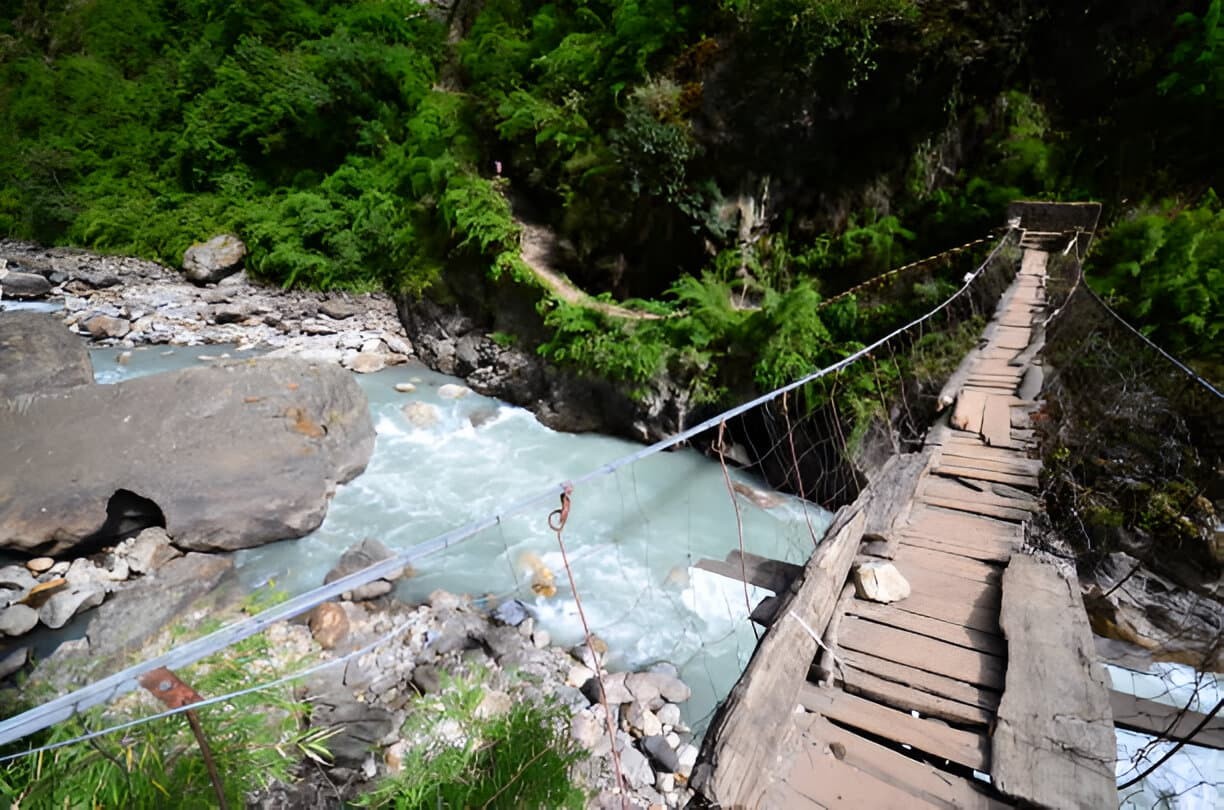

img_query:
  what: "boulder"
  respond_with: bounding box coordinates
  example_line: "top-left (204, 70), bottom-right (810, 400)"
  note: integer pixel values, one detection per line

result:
top-left (0, 604), bottom-right (38, 636)
top-left (118, 526), bottom-right (181, 575)
top-left (401, 401), bottom-right (439, 428)
top-left (308, 692), bottom-right (395, 769)
top-left (0, 359), bottom-right (375, 554)
top-left (324, 539), bottom-right (402, 600)
top-left (0, 312), bottom-right (94, 398)
top-left (642, 734), bottom-right (681, 773)
top-left (0, 270), bottom-right (52, 299)
top-left (626, 671), bottom-right (691, 708)
top-left (618, 742), bottom-right (654, 788)
top-left (344, 352), bottom-right (386, 374)
top-left (83, 314), bottom-right (131, 339)
top-left (39, 582), bottom-right (106, 629)
top-left (393, 383), bottom-right (416, 394)
top-left (853, 561), bottom-right (911, 603)
top-left (182, 234), bottom-right (246, 284)
top-left (437, 383), bottom-right (470, 399)
top-left (319, 299), bottom-right (363, 320)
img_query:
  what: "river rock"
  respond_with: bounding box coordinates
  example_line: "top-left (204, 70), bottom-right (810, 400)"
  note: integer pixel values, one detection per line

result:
top-left (0, 359), bottom-right (375, 555)
top-left (656, 702), bottom-right (682, 728)
top-left (26, 557), bottom-right (54, 574)
top-left (324, 539), bottom-right (403, 601)
top-left (320, 299), bottom-right (363, 320)
top-left (0, 270), bottom-right (52, 299)
top-left (119, 526), bottom-right (181, 575)
top-left (182, 234), bottom-right (246, 284)
top-left (393, 382), bottom-right (416, 393)
top-left (83, 314), bottom-right (131, 339)
top-left (583, 671), bottom-right (634, 706)
top-left (618, 742), bottom-right (654, 789)
top-left (0, 604), bottom-right (38, 636)
top-left (853, 561), bottom-right (911, 603)
top-left (437, 383), bottom-right (470, 399)
top-left (0, 311), bottom-right (94, 398)
top-left (626, 671), bottom-right (691, 708)
top-left (642, 734), bottom-right (681, 773)
top-left (0, 565), bottom-right (37, 595)
top-left (401, 400), bottom-right (438, 428)
top-left (344, 352), bottom-right (386, 374)
top-left (39, 582), bottom-right (106, 629)
top-left (0, 646), bottom-right (28, 678)
top-left (309, 690), bottom-right (395, 769)
top-left (624, 701), bottom-right (663, 737)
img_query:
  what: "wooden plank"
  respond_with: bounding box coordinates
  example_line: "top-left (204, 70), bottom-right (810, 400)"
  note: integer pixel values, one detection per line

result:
top-left (922, 477), bottom-right (1038, 512)
top-left (950, 390), bottom-right (986, 433)
top-left (993, 327), bottom-right (1032, 350)
top-left (981, 395), bottom-right (1012, 448)
top-left (775, 729), bottom-right (946, 810)
top-left (934, 465), bottom-right (1038, 489)
top-left (802, 686), bottom-right (991, 772)
top-left (842, 648), bottom-right (1001, 711)
top-left (936, 451), bottom-right (1041, 475)
top-left (693, 509), bottom-right (867, 807)
top-left (991, 556), bottom-right (1117, 809)
top-left (1109, 691), bottom-right (1224, 750)
top-left (838, 666), bottom-right (994, 727)
top-left (847, 598), bottom-right (1006, 657)
top-left (891, 589), bottom-right (1004, 636)
top-left (920, 495), bottom-right (1032, 523)
top-left (906, 504), bottom-right (1026, 540)
top-left (796, 714), bottom-right (1010, 810)
top-left (895, 543), bottom-right (1005, 584)
top-left (840, 615), bottom-right (1005, 689)
top-left (693, 556), bottom-right (791, 593)
top-left (900, 532), bottom-right (1014, 564)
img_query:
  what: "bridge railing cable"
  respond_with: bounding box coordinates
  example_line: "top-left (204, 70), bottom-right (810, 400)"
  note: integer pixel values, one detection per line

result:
top-left (0, 229), bottom-right (1021, 777)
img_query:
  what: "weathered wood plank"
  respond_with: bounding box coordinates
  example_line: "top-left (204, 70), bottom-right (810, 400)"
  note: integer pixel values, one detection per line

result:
top-left (899, 532), bottom-right (1015, 563)
top-left (934, 465), bottom-right (1038, 490)
top-left (837, 666), bottom-right (994, 727)
top-left (906, 504), bottom-right (1026, 541)
top-left (951, 390), bottom-right (987, 433)
top-left (895, 543), bottom-right (1006, 584)
top-left (691, 508), bottom-right (867, 807)
top-left (991, 556), bottom-right (1117, 809)
top-left (937, 445), bottom-right (1040, 468)
top-left (847, 598), bottom-right (1007, 657)
top-left (1109, 690), bottom-right (1224, 750)
top-left (795, 714), bottom-right (1011, 809)
top-left (890, 589), bottom-right (1004, 636)
top-left (840, 615), bottom-right (1005, 688)
top-left (802, 686), bottom-right (992, 772)
top-left (919, 495), bottom-right (1033, 523)
top-left (842, 649), bottom-right (1002, 711)
top-left (981, 395), bottom-right (1012, 448)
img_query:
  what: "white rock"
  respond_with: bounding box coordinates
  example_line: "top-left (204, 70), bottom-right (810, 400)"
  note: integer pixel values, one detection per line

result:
top-left (665, 732), bottom-right (680, 749)
top-left (676, 743), bottom-right (699, 778)
top-left (38, 583), bottom-right (106, 629)
top-left (382, 334), bottom-right (413, 356)
top-left (345, 352), bottom-right (386, 374)
top-left (394, 383), bottom-right (416, 393)
top-left (437, 383), bottom-right (470, 399)
top-left (656, 703), bottom-right (682, 728)
top-left (853, 561), bottom-right (911, 603)
top-left (656, 772), bottom-right (675, 794)
top-left (618, 743), bottom-right (654, 788)
top-left (401, 401), bottom-right (439, 428)
top-left (0, 566), bottom-right (36, 593)
top-left (475, 689), bottom-right (512, 720)
top-left (571, 711), bottom-right (603, 750)
top-left (566, 664), bottom-right (595, 688)
top-left (532, 629), bottom-right (550, 648)
top-left (360, 338), bottom-right (384, 354)
top-left (0, 604), bottom-right (39, 636)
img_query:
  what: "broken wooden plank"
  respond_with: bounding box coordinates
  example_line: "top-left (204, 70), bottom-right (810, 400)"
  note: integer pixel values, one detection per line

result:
top-left (1110, 690), bottom-right (1224, 750)
top-left (838, 666), bottom-right (995, 727)
top-left (802, 686), bottom-right (991, 772)
top-left (919, 495), bottom-right (1033, 523)
top-left (847, 598), bottom-right (1007, 657)
top-left (934, 464), bottom-right (1038, 490)
top-left (991, 555), bottom-right (1117, 809)
top-left (981, 395), bottom-right (1012, 448)
top-left (839, 614), bottom-right (1005, 689)
top-left (842, 648), bottom-right (1002, 711)
top-left (922, 477), bottom-right (1038, 512)
top-left (692, 508), bottom-right (867, 807)
top-left (950, 390), bottom-right (987, 433)
top-left (795, 714), bottom-right (1010, 809)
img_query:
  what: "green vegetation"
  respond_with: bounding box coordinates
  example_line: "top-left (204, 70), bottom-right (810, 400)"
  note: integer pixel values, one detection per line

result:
top-left (355, 674), bottom-right (586, 809)
top-left (0, 633), bottom-right (325, 808)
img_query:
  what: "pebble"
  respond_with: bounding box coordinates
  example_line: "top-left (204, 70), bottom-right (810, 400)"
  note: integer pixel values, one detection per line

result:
top-left (393, 382), bottom-right (416, 393)
top-left (26, 557), bottom-right (54, 574)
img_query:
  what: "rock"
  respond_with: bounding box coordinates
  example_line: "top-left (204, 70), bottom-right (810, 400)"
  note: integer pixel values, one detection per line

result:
top-left (401, 400), bottom-right (439, 428)
top-left (583, 672), bottom-right (633, 706)
top-left (0, 270), bottom-right (52, 299)
top-left (483, 625), bottom-right (525, 660)
top-left (83, 314), bottom-right (131, 339)
top-left (382, 334), bottom-right (412, 356)
top-left (182, 234), bottom-right (246, 284)
top-left (319, 299), bottom-right (363, 320)
top-left (566, 664), bottom-right (596, 688)
top-left (21, 578), bottom-right (67, 607)
top-left (308, 694), bottom-right (394, 769)
top-left (532, 628), bottom-right (550, 648)
top-left (411, 664), bottom-right (442, 695)
top-left (211, 304), bottom-right (249, 324)
top-left (676, 743), bottom-right (699, 778)
top-left (437, 383), bottom-right (470, 399)
top-left (475, 689), bottom-right (513, 719)
top-left (493, 598), bottom-right (529, 626)
top-left (0, 565), bottom-right (37, 595)
top-left (309, 603), bottom-right (350, 649)
top-left (468, 406), bottom-right (499, 428)
top-left (656, 772), bottom-right (675, 795)
top-left (121, 526), bottom-right (181, 575)
top-left (571, 710), bottom-right (604, 750)
top-left (853, 561), bottom-right (911, 603)
top-left (26, 557), bottom-right (54, 574)
top-left (0, 359), bottom-right (375, 554)
top-left (0, 646), bottom-right (28, 678)
top-left (39, 582), bottom-right (106, 629)
top-left (324, 539), bottom-right (402, 601)
top-left (626, 671), bottom-right (691, 709)
top-left (618, 743), bottom-right (654, 789)
top-left (624, 701), bottom-right (663, 737)
top-left (393, 382), bottom-right (416, 393)
top-left (84, 553), bottom-right (235, 659)
top-left (656, 703), bottom-right (682, 728)
top-left (116, 351), bottom-right (132, 365)
top-left (642, 734), bottom-right (681, 773)
top-left (0, 312), bottom-right (94, 398)
top-left (360, 339), bottom-right (383, 355)
top-left (344, 352), bottom-right (386, 374)
top-left (0, 604), bottom-right (38, 636)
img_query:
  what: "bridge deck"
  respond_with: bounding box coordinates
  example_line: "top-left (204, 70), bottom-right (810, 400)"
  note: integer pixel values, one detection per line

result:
top-left (695, 233), bottom-right (1118, 808)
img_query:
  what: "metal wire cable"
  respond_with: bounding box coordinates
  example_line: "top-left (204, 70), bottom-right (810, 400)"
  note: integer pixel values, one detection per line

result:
top-left (0, 227), bottom-right (1017, 750)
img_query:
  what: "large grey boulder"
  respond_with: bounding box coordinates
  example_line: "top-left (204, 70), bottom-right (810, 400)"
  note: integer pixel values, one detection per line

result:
top-left (0, 269), bottom-right (52, 299)
top-left (0, 359), bottom-right (375, 555)
top-left (0, 311), bottom-right (94, 398)
top-left (182, 234), bottom-right (246, 284)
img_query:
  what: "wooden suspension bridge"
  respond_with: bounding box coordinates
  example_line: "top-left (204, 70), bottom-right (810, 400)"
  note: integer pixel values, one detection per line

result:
top-left (688, 203), bottom-right (1222, 809)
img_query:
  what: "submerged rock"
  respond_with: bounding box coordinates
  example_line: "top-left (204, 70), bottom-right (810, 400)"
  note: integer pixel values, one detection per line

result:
top-left (0, 359), bottom-right (375, 555)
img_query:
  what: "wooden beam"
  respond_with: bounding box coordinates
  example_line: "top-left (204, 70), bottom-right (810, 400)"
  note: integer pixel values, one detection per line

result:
top-left (841, 648), bottom-right (1001, 712)
top-left (1110, 690), bottom-right (1224, 750)
top-left (692, 508), bottom-right (867, 807)
top-left (693, 550), bottom-right (802, 594)
top-left (991, 556), bottom-right (1117, 809)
